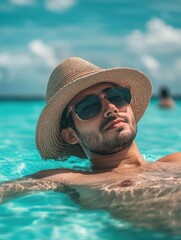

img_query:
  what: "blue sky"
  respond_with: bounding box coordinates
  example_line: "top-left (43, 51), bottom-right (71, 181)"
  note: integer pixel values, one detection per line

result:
top-left (0, 0), bottom-right (181, 96)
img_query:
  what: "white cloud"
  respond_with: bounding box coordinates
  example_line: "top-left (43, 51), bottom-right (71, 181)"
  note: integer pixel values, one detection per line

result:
top-left (0, 17), bottom-right (181, 95)
top-left (146, 18), bottom-right (181, 45)
top-left (141, 55), bottom-right (160, 71)
top-left (10, 0), bottom-right (35, 6)
top-left (126, 18), bottom-right (181, 54)
top-left (45, 0), bottom-right (76, 12)
top-left (123, 18), bottom-right (181, 90)
top-left (0, 52), bottom-right (32, 67)
top-left (28, 39), bottom-right (57, 67)
top-left (0, 52), bottom-right (36, 83)
top-left (0, 39), bottom-right (72, 94)
top-left (0, 50), bottom-right (50, 94)
top-left (0, 53), bottom-right (12, 67)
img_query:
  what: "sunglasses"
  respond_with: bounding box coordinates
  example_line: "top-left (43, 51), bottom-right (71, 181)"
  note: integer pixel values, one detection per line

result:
top-left (67, 86), bottom-right (131, 121)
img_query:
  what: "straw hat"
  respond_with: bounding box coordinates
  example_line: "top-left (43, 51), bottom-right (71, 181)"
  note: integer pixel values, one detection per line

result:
top-left (36, 57), bottom-right (152, 160)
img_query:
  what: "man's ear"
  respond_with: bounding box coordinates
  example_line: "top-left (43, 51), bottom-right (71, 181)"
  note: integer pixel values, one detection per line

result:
top-left (61, 128), bottom-right (79, 145)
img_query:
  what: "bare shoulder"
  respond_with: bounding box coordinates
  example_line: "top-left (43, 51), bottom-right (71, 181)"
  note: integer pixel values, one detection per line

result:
top-left (28, 168), bottom-right (87, 182)
top-left (157, 152), bottom-right (181, 163)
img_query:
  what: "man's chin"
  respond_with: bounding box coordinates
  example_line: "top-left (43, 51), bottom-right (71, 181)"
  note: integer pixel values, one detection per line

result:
top-left (105, 127), bottom-right (132, 138)
top-left (112, 131), bottom-right (136, 147)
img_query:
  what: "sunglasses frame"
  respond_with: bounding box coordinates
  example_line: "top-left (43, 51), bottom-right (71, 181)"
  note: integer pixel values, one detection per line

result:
top-left (66, 86), bottom-right (131, 121)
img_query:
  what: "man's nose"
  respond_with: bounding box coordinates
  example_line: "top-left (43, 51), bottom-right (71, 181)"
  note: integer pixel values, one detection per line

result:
top-left (102, 98), bottom-right (118, 118)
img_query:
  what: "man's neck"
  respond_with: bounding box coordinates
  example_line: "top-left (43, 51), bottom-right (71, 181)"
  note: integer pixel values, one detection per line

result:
top-left (89, 142), bottom-right (146, 171)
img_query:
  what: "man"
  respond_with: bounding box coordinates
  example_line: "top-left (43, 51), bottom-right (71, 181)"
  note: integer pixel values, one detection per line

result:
top-left (158, 86), bottom-right (176, 108)
top-left (1, 57), bottom-right (181, 233)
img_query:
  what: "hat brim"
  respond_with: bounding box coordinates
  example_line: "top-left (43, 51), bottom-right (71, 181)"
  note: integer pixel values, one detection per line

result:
top-left (36, 67), bottom-right (152, 160)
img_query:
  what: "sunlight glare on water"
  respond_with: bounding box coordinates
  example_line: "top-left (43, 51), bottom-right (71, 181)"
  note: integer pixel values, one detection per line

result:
top-left (0, 99), bottom-right (181, 240)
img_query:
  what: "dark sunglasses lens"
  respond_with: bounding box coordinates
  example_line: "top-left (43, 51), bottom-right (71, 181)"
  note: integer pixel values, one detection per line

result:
top-left (107, 87), bottom-right (131, 107)
top-left (74, 95), bottom-right (101, 120)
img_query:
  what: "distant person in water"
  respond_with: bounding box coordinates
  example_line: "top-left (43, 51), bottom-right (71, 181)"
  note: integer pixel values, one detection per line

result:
top-left (158, 86), bottom-right (175, 109)
top-left (0, 57), bottom-right (181, 234)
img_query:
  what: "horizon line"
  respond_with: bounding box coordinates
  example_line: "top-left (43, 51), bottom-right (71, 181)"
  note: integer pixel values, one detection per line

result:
top-left (0, 94), bottom-right (181, 101)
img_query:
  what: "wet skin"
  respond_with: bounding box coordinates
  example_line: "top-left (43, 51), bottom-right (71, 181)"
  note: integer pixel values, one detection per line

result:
top-left (1, 83), bottom-right (181, 234)
top-left (1, 160), bottom-right (181, 234)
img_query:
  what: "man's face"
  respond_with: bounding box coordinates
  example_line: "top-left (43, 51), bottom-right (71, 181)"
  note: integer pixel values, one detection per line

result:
top-left (63, 83), bottom-right (137, 156)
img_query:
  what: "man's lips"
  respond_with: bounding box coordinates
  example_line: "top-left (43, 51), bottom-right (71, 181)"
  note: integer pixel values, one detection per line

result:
top-left (104, 118), bottom-right (127, 131)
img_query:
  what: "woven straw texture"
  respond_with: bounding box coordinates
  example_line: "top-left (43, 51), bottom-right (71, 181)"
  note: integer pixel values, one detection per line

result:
top-left (36, 57), bottom-right (152, 160)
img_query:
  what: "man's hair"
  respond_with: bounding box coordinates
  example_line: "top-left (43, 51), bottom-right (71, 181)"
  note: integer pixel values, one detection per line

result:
top-left (61, 107), bottom-right (76, 130)
top-left (159, 87), bottom-right (171, 99)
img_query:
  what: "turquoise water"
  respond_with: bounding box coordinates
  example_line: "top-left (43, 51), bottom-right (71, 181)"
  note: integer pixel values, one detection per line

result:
top-left (0, 99), bottom-right (181, 240)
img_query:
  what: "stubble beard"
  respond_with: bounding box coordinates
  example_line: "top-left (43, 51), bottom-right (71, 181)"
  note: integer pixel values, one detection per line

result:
top-left (74, 118), bottom-right (137, 156)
